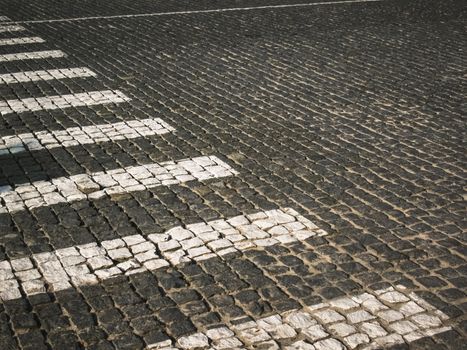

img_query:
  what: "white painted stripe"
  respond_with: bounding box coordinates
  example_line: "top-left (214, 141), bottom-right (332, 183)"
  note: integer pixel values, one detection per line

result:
top-left (0, 50), bottom-right (65, 62)
top-left (0, 208), bottom-right (324, 299)
top-left (0, 16), bottom-right (11, 22)
top-left (151, 286), bottom-right (451, 350)
top-left (0, 90), bottom-right (130, 115)
top-left (0, 155), bottom-right (238, 214)
top-left (0, 36), bottom-right (45, 46)
top-left (3, 0), bottom-right (385, 24)
top-left (0, 25), bottom-right (25, 32)
top-left (0, 117), bottom-right (174, 154)
top-left (0, 67), bottom-right (97, 84)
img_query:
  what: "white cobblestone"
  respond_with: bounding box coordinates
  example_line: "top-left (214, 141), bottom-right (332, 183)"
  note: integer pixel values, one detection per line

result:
top-left (239, 327), bottom-right (271, 343)
top-left (411, 313), bottom-right (442, 328)
top-left (22, 279), bottom-right (46, 295)
top-left (205, 327), bottom-right (234, 340)
top-left (303, 324), bottom-right (329, 341)
top-left (314, 338), bottom-right (346, 350)
top-left (14, 269), bottom-right (41, 281)
top-left (347, 310), bottom-right (375, 324)
top-left (328, 322), bottom-right (356, 337)
top-left (377, 309), bottom-right (404, 322)
top-left (372, 333), bottom-right (404, 348)
top-left (399, 300), bottom-right (425, 316)
top-left (177, 333), bottom-right (209, 349)
top-left (359, 321), bottom-right (387, 338)
top-left (344, 333), bottom-right (370, 349)
top-left (10, 257), bottom-right (33, 271)
top-left (312, 309), bottom-right (345, 324)
top-left (329, 297), bottom-right (359, 310)
top-left (212, 337), bottom-right (243, 349)
top-left (361, 298), bottom-right (388, 313)
top-left (379, 291), bottom-right (410, 303)
top-left (285, 340), bottom-right (315, 350)
top-left (284, 310), bottom-right (317, 329)
top-left (389, 320), bottom-right (419, 334)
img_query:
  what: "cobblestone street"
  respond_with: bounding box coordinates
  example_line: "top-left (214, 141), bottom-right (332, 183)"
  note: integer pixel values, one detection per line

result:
top-left (0, 0), bottom-right (466, 349)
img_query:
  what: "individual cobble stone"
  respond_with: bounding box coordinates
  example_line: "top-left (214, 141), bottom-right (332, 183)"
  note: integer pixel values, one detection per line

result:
top-left (0, 208), bottom-right (323, 299)
top-left (146, 286), bottom-right (452, 349)
top-left (0, 89), bottom-right (130, 115)
top-left (176, 333), bottom-right (209, 349)
top-left (0, 155), bottom-right (237, 214)
top-left (0, 117), bottom-right (174, 154)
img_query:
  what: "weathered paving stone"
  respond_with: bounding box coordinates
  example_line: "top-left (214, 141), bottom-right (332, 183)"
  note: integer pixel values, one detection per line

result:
top-left (0, 208), bottom-right (326, 299)
top-left (143, 284), bottom-right (457, 349)
top-left (0, 0), bottom-right (465, 349)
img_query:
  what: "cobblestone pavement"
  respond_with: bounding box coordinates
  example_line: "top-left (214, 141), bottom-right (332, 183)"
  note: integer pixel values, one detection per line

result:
top-left (0, 0), bottom-right (465, 349)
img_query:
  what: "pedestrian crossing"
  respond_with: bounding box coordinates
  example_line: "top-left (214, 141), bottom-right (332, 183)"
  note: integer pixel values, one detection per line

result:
top-left (0, 14), bottom-right (455, 350)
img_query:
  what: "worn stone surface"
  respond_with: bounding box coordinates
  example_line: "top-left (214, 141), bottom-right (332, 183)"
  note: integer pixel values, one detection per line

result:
top-left (0, 0), bottom-right (465, 349)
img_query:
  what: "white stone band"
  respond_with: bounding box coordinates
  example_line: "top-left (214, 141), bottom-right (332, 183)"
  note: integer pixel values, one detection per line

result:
top-left (0, 117), bottom-right (174, 155)
top-left (0, 155), bottom-right (238, 213)
top-left (0, 25), bottom-right (25, 33)
top-left (151, 286), bottom-right (451, 350)
top-left (0, 67), bottom-right (96, 84)
top-left (0, 208), bottom-right (324, 300)
top-left (0, 89), bottom-right (130, 115)
top-left (0, 37), bottom-right (43, 46)
top-left (0, 50), bottom-right (66, 62)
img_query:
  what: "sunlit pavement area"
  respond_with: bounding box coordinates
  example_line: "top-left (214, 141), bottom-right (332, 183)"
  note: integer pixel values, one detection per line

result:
top-left (0, 0), bottom-right (465, 349)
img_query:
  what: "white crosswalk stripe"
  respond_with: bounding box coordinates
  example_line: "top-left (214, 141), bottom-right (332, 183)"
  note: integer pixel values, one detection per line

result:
top-left (0, 117), bottom-right (174, 155)
top-left (0, 208), bottom-right (323, 299)
top-left (160, 286), bottom-right (451, 350)
top-left (0, 67), bottom-right (95, 84)
top-left (0, 24), bottom-right (25, 33)
top-left (0, 36), bottom-right (45, 46)
top-left (0, 155), bottom-right (238, 213)
top-left (0, 49), bottom-right (66, 62)
top-left (0, 89), bottom-right (131, 115)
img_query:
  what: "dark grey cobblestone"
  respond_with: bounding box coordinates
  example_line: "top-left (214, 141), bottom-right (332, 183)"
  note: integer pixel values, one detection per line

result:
top-left (0, 0), bottom-right (465, 349)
